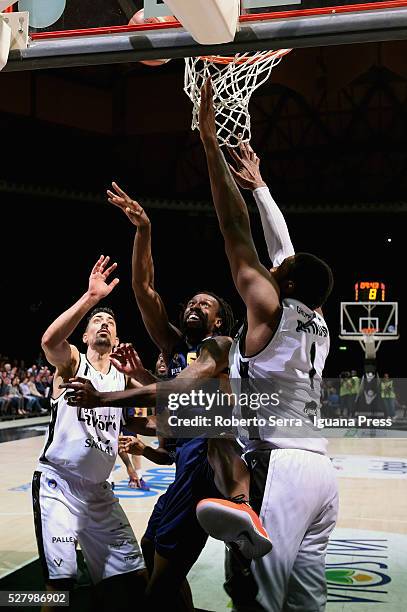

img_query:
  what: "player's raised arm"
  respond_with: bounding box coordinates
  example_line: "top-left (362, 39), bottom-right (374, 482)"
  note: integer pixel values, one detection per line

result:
top-left (41, 255), bottom-right (119, 375)
top-left (199, 79), bottom-right (281, 336)
top-left (107, 182), bottom-right (181, 354)
top-left (228, 142), bottom-right (295, 267)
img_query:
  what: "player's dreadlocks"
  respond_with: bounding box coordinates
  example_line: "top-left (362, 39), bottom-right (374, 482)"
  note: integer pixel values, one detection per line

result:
top-left (179, 291), bottom-right (235, 337)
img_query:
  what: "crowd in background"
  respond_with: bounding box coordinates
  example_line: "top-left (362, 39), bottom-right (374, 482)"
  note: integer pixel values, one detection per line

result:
top-left (321, 371), bottom-right (404, 418)
top-left (1, 353), bottom-right (405, 423)
top-left (0, 354), bottom-right (52, 419)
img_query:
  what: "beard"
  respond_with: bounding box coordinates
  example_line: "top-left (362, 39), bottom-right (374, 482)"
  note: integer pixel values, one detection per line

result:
top-left (181, 310), bottom-right (209, 336)
top-left (93, 335), bottom-right (113, 350)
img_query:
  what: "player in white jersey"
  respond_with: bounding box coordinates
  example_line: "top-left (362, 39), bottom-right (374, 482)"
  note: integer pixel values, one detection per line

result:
top-left (198, 80), bottom-right (338, 611)
top-left (33, 255), bottom-right (146, 612)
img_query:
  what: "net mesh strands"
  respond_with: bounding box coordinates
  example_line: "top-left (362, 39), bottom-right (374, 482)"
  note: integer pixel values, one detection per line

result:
top-left (184, 49), bottom-right (291, 146)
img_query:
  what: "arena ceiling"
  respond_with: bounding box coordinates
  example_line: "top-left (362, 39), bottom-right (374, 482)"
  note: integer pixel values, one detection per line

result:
top-left (2, 40), bottom-right (407, 212)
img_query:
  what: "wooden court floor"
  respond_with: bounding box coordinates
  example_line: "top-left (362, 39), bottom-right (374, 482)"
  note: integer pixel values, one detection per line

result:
top-left (1, 427), bottom-right (407, 611)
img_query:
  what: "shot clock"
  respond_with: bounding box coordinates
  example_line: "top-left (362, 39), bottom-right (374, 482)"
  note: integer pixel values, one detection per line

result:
top-left (354, 281), bottom-right (386, 302)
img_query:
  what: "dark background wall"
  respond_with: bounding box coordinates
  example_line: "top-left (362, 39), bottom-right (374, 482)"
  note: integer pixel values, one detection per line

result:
top-left (1, 41), bottom-right (405, 375)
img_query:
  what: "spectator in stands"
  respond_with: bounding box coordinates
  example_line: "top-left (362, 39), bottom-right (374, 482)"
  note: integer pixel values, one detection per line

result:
top-left (35, 369), bottom-right (52, 411)
top-left (0, 354), bottom-right (55, 419)
top-left (0, 378), bottom-right (9, 416)
top-left (28, 364), bottom-right (38, 378)
top-left (381, 373), bottom-right (396, 418)
top-left (1, 363), bottom-right (11, 381)
top-left (339, 371), bottom-right (353, 416)
top-left (19, 375), bottom-right (44, 414)
top-left (6, 377), bottom-right (27, 416)
top-left (327, 384), bottom-right (340, 416)
top-left (349, 370), bottom-right (360, 417)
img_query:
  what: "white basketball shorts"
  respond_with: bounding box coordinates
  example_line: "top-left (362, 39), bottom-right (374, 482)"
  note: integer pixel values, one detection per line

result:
top-left (244, 447), bottom-right (339, 612)
top-left (32, 467), bottom-right (144, 584)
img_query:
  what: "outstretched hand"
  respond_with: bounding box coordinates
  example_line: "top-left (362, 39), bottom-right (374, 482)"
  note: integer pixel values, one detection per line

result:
top-left (110, 343), bottom-right (156, 385)
top-left (199, 78), bottom-right (218, 144)
top-left (88, 255), bottom-right (119, 300)
top-left (107, 182), bottom-right (150, 228)
top-left (227, 141), bottom-right (266, 191)
top-left (60, 377), bottom-right (101, 408)
top-left (119, 435), bottom-right (146, 456)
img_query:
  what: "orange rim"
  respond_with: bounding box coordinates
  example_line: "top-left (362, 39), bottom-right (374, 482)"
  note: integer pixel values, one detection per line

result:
top-left (198, 48), bottom-right (292, 65)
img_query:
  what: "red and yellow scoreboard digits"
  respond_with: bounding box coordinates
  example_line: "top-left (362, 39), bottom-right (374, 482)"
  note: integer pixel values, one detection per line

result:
top-left (354, 281), bottom-right (386, 302)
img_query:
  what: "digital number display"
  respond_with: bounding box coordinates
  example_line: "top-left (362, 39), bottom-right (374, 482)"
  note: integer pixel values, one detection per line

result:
top-left (354, 282), bottom-right (386, 302)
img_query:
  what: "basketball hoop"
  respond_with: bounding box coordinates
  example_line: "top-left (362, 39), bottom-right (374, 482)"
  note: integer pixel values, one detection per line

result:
top-left (184, 49), bottom-right (292, 147)
top-left (361, 327), bottom-right (378, 335)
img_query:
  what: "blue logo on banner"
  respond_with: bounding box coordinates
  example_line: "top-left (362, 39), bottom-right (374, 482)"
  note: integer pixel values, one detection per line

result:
top-left (326, 538), bottom-right (391, 603)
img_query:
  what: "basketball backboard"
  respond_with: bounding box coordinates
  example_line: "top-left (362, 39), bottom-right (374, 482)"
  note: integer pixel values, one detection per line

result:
top-left (340, 302), bottom-right (399, 337)
top-left (339, 301), bottom-right (399, 359)
top-left (3, 0), bottom-right (407, 71)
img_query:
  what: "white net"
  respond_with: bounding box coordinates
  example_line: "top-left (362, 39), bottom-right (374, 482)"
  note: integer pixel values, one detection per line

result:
top-left (184, 49), bottom-right (291, 147)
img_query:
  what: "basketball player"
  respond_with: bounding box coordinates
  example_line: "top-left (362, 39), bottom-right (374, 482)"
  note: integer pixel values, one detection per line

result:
top-left (33, 255), bottom-right (146, 612)
top-left (59, 185), bottom-right (235, 610)
top-left (62, 331), bottom-right (233, 612)
top-left (198, 79), bottom-right (339, 611)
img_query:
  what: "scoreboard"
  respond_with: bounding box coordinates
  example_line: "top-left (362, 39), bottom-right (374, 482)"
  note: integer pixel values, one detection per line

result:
top-left (354, 281), bottom-right (386, 302)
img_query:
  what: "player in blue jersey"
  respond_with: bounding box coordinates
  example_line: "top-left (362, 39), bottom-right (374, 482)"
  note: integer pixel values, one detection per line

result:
top-left (106, 183), bottom-right (236, 610)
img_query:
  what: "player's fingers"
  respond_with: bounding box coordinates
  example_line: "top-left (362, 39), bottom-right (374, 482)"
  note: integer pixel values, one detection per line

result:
top-left (66, 394), bottom-right (80, 406)
top-left (103, 262), bottom-right (118, 278)
top-left (245, 140), bottom-right (254, 156)
top-left (124, 344), bottom-right (135, 355)
top-left (113, 343), bottom-right (126, 353)
top-left (228, 147), bottom-right (242, 166)
top-left (91, 255), bottom-right (104, 275)
top-left (228, 163), bottom-right (242, 181)
top-left (111, 182), bottom-right (127, 197)
top-left (119, 435), bottom-right (131, 442)
top-left (207, 76), bottom-right (213, 96)
top-left (108, 278), bottom-right (120, 290)
top-left (242, 140), bottom-right (252, 160)
top-left (99, 255), bottom-right (110, 272)
top-left (59, 382), bottom-right (85, 391)
top-left (109, 357), bottom-right (124, 371)
top-left (107, 190), bottom-right (123, 202)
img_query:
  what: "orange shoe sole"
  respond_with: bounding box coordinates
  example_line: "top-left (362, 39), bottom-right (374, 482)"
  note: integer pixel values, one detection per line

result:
top-left (196, 498), bottom-right (272, 559)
